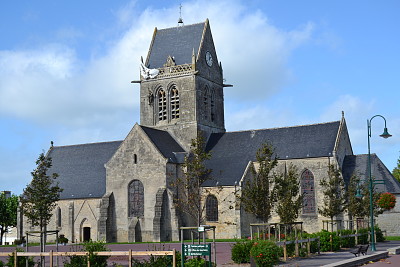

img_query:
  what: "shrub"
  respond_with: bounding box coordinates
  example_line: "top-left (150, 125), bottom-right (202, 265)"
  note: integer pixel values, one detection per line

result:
top-left (58, 234), bottom-right (69, 244)
top-left (231, 239), bottom-right (254, 263)
top-left (6, 248), bottom-right (35, 267)
top-left (375, 225), bottom-right (385, 242)
top-left (184, 257), bottom-right (215, 267)
top-left (339, 229), bottom-right (355, 248)
top-left (64, 240), bottom-right (110, 267)
top-left (357, 228), bottom-right (369, 245)
top-left (131, 251), bottom-right (181, 267)
top-left (315, 230), bottom-right (340, 252)
top-left (250, 240), bottom-right (281, 267)
top-left (13, 238), bottom-right (26, 246)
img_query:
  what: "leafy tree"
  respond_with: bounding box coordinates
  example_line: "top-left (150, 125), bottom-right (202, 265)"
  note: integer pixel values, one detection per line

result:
top-left (0, 192), bottom-right (18, 245)
top-left (318, 164), bottom-right (346, 231)
top-left (392, 155), bottom-right (400, 183)
top-left (272, 164), bottom-right (303, 224)
top-left (347, 174), bottom-right (383, 219)
top-left (172, 134), bottom-right (212, 227)
top-left (20, 153), bottom-right (63, 261)
top-left (241, 143), bottom-right (277, 223)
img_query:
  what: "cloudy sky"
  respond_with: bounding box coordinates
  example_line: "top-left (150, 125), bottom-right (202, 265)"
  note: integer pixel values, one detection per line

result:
top-left (1, 0), bottom-right (399, 195)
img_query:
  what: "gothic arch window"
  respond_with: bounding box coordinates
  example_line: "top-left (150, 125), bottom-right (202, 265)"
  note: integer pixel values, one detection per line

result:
top-left (157, 88), bottom-right (167, 121)
top-left (203, 87), bottom-right (210, 121)
top-left (301, 169), bottom-right (316, 214)
top-left (206, 194), bottom-right (218, 221)
top-left (128, 180), bottom-right (144, 217)
top-left (169, 85), bottom-right (179, 119)
top-left (210, 89), bottom-right (215, 122)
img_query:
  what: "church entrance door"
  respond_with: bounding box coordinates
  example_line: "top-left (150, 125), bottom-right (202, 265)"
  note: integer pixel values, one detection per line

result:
top-left (83, 227), bottom-right (91, 241)
top-left (134, 221), bottom-right (142, 242)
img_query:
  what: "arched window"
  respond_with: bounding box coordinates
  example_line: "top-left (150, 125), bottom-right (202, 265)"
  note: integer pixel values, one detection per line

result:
top-left (301, 169), bottom-right (316, 214)
top-left (210, 89), bottom-right (215, 122)
top-left (128, 180), bottom-right (144, 217)
top-left (206, 195), bottom-right (218, 221)
top-left (158, 89), bottom-right (167, 121)
top-left (203, 87), bottom-right (209, 121)
top-left (170, 85), bottom-right (179, 119)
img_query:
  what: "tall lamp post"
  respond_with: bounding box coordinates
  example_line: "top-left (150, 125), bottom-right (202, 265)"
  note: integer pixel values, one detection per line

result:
top-left (367, 115), bottom-right (392, 251)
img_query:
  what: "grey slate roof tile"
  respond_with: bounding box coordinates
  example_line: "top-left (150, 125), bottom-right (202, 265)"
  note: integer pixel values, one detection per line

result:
top-left (147, 22), bottom-right (205, 68)
top-left (203, 121), bottom-right (340, 186)
top-left (342, 154), bottom-right (400, 194)
top-left (47, 141), bottom-right (122, 200)
top-left (47, 126), bottom-right (186, 200)
top-left (140, 126), bottom-right (186, 162)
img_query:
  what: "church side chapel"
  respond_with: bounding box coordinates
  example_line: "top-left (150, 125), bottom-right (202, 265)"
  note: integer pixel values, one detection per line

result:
top-left (18, 19), bottom-right (400, 243)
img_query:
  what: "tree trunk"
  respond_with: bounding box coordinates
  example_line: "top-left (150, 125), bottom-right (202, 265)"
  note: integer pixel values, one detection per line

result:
top-left (0, 227), bottom-right (4, 245)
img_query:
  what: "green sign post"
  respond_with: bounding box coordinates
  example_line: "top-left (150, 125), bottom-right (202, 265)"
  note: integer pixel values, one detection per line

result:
top-left (181, 243), bottom-right (212, 267)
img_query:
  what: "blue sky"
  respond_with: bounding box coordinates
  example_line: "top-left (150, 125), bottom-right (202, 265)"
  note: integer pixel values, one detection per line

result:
top-left (1, 0), bottom-right (399, 195)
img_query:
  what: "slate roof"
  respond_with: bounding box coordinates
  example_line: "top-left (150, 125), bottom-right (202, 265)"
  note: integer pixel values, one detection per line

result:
top-left (140, 126), bottom-right (186, 162)
top-left (204, 121), bottom-right (340, 186)
top-left (47, 141), bottom-right (122, 200)
top-left (45, 126), bottom-right (186, 200)
top-left (342, 154), bottom-right (400, 194)
top-left (146, 22), bottom-right (205, 68)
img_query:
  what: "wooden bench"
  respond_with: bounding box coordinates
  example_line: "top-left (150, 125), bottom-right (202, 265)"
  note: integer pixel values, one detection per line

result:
top-left (350, 244), bottom-right (369, 257)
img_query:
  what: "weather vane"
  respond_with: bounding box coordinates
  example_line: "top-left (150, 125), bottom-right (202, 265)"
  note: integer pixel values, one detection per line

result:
top-left (178, 3), bottom-right (184, 26)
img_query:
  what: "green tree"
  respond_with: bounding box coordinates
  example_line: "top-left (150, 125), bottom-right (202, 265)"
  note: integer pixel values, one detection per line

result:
top-left (241, 143), bottom-right (277, 223)
top-left (172, 134), bottom-right (212, 227)
top-left (318, 164), bottom-right (346, 231)
top-left (0, 192), bottom-right (18, 245)
top-left (272, 164), bottom-right (303, 224)
top-left (20, 153), bottom-right (63, 261)
top-left (392, 155), bottom-right (400, 183)
top-left (347, 174), bottom-right (383, 219)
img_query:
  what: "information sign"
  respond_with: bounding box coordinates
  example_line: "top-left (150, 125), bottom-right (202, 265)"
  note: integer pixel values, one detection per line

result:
top-left (182, 244), bottom-right (210, 256)
top-left (181, 243), bottom-right (212, 267)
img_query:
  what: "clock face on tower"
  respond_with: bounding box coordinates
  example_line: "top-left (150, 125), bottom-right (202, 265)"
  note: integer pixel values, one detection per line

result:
top-left (205, 51), bottom-right (213, 67)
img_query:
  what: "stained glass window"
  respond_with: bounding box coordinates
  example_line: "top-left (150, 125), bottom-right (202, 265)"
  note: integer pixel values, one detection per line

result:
top-left (158, 89), bottom-right (167, 121)
top-left (206, 195), bottom-right (218, 221)
top-left (301, 169), bottom-right (316, 214)
top-left (128, 180), bottom-right (144, 217)
top-left (170, 86), bottom-right (179, 119)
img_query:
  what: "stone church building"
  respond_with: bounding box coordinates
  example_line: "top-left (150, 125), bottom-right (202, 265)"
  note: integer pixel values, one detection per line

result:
top-left (18, 20), bottom-right (400, 243)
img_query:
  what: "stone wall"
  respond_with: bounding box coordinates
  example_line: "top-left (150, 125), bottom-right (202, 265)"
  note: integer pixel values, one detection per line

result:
top-left (19, 197), bottom-right (103, 243)
top-left (105, 124), bottom-right (180, 242)
top-left (376, 194), bottom-right (400, 236)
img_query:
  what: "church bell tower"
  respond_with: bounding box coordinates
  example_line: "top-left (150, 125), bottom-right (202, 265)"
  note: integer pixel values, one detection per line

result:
top-left (138, 19), bottom-right (226, 150)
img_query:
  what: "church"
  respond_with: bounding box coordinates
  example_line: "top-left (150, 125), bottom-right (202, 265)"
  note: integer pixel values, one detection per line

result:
top-left (18, 19), bottom-right (400, 243)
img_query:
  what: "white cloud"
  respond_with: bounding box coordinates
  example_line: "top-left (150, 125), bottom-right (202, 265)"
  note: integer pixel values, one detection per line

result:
top-left (0, 0), bottom-right (315, 129)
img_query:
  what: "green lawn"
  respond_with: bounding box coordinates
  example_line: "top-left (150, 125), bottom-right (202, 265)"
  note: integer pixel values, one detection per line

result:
top-left (385, 236), bottom-right (400, 241)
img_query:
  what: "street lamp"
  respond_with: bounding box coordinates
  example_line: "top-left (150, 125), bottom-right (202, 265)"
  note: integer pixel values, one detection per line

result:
top-left (367, 115), bottom-right (392, 251)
